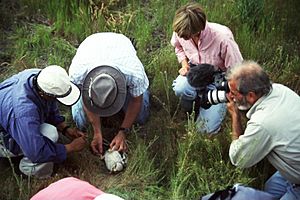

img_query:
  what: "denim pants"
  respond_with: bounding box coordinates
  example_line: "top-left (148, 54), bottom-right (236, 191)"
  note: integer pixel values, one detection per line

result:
top-left (0, 123), bottom-right (58, 178)
top-left (264, 171), bottom-right (300, 200)
top-left (172, 75), bottom-right (226, 134)
top-left (72, 90), bottom-right (150, 130)
top-left (202, 184), bottom-right (276, 200)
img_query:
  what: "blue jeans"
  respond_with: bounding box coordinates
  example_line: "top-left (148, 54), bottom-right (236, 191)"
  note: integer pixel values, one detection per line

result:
top-left (202, 184), bottom-right (276, 200)
top-left (72, 90), bottom-right (150, 130)
top-left (172, 75), bottom-right (226, 134)
top-left (264, 171), bottom-right (300, 200)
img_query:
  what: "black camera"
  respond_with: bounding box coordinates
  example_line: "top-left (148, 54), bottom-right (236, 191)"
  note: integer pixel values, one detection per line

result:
top-left (187, 63), bottom-right (230, 109)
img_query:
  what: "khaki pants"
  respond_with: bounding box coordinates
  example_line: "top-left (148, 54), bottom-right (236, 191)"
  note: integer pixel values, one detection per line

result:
top-left (0, 123), bottom-right (58, 179)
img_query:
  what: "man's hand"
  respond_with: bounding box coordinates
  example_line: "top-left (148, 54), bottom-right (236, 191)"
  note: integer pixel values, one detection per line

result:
top-left (65, 128), bottom-right (86, 139)
top-left (226, 94), bottom-right (239, 117)
top-left (65, 136), bottom-right (86, 153)
top-left (110, 131), bottom-right (127, 152)
top-left (226, 94), bottom-right (242, 140)
top-left (90, 133), bottom-right (103, 156)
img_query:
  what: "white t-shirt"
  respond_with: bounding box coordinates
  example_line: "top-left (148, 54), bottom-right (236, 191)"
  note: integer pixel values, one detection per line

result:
top-left (69, 32), bottom-right (149, 97)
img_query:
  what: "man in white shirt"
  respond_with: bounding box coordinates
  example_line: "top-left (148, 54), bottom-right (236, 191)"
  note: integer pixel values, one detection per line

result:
top-left (226, 61), bottom-right (300, 200)
top-left (69, 33), bottom-right (150, 155)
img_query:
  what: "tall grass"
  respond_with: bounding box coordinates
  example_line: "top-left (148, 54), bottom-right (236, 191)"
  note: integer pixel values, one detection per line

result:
top-left (1, 0), bottom-right (299, 199)
top-left (170, 115), bottom-right (253, 199)
top-left (10, 23), bottom-right (76, 71)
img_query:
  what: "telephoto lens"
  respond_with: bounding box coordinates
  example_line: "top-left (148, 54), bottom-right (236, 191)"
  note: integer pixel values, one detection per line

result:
top-left (187, 63), bottom-right (230, 109)
top-left (200, 81), bottom-right (229, 108)
top-left (206, 81), bottom-right (229, 105)
top-left (207, 88), bottom-right (227, 104)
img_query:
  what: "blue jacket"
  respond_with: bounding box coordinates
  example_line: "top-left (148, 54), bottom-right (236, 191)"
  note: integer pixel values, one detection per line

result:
top-left (0, 69), bottom-right (67, 163)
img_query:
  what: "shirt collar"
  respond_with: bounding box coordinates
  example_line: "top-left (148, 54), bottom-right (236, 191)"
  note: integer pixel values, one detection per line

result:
top-left (246, 88), bottom-right (273, 119)
top-left (199, 21), bottom-right (209, 43)
top-left (29, 74), bottom-right (48, 107)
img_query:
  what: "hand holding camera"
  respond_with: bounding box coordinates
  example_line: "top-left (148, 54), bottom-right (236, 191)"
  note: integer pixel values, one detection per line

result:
top-left (187, 63), bottom-right (229, 109)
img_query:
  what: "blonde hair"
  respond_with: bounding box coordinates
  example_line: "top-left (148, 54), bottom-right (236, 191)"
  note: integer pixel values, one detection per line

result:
top-left (172, 2), bottom-right (206, 39)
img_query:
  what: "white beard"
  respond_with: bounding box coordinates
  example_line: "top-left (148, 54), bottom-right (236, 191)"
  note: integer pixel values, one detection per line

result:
top-left (234, 96), bottom-right (251, 111)
top-left (238, 104), bottom-right (251, 111)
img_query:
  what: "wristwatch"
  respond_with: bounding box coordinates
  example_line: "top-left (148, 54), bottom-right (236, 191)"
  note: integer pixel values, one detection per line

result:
top-left (119, 127), bottom-right (131, 135)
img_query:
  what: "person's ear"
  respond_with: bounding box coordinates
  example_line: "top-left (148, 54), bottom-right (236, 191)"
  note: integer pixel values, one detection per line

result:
top-left (247, 91), bottom-right (259, 104)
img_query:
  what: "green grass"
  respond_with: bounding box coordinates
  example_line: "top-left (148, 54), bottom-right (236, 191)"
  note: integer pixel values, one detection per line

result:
top-left (0, 0), bottom-right (300, 199)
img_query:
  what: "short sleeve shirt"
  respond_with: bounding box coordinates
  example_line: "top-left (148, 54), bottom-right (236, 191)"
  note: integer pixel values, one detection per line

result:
top-left (69, 32), bottom-right (149, 97)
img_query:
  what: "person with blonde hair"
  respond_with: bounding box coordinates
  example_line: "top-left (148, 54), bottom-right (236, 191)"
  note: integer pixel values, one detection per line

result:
top-left (171, 2), bottom-right (243, 134)
top-left (226, 61), bottom-right (300, 199)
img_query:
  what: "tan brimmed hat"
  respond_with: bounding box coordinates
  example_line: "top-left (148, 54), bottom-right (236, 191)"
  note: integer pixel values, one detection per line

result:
top-left (82, 65), bottom-right (127, 117)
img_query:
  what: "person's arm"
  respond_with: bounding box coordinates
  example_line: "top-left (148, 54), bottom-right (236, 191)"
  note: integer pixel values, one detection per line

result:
top-left (46, 102), bottom-right (86, 154)
top-left (226, 98), bottom-right (243, 140)
top-left (46, 101), bottom-right (65, 126)
top-left (171, 32), bottom-right (190, 75)
top-left (229, 123), bottom-right (272, 168)
top-left (110, 95), bottom-right (143, 152)
top-left (220, 37), bottom-right (243, 69)
top-left (64, 137), bottom-right (86, 154)
top-left (56, 122), bottom-right (86, 139)
top-left (179, 58), bottom-right (190, 76)
top-left (227, 94), bottom-right (272, 167)
top-left (11, 117), bottom-right (68, 163)
top-left (56, 122), bottom-right (87, 153)
top-left (83, 104), bottom-right (104, 155)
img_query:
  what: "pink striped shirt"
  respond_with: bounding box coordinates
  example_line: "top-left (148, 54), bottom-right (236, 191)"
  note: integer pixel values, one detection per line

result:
top-left (171, 22), bottom-right (243, 71)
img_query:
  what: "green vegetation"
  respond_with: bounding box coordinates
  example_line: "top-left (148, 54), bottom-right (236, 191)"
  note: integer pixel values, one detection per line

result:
top-left (0, 0), bottom-right (299, 199)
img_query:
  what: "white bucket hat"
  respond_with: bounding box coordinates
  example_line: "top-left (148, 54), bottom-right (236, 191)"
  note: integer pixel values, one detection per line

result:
top-left (36, 65), bottom-right (81, 106)
top-left (82, 65), bottom-right (127, 117)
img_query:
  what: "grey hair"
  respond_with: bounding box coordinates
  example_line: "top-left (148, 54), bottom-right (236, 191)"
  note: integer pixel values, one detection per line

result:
top-left (226, 61), bottom-right (272, 97)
